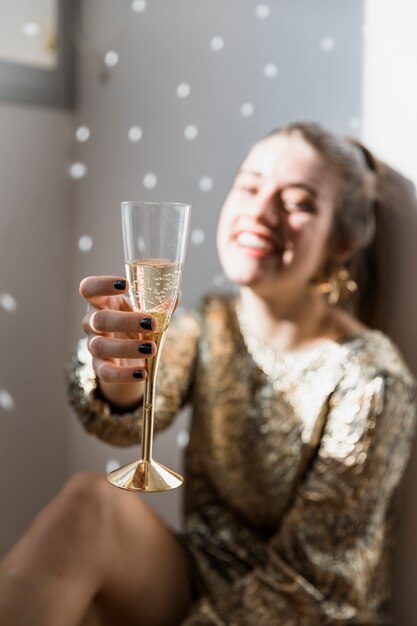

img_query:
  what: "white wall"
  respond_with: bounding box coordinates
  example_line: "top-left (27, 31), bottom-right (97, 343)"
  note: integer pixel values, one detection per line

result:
top-left (362, 0), bottom-right (417, 185)
top-left (362, 0), bottom-right (417, 374)
top-left (362, 3), bottom-right (417, 622)
top-left (0, 102), bottom-right (73, 556)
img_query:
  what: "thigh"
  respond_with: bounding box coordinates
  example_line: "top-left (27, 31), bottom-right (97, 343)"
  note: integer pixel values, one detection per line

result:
top-left (89, 476), bottom-right (193, 626)
top-left (0, 472), bottom-right (191, 626)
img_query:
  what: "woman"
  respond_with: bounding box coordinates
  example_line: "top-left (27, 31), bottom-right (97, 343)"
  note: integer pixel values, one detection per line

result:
top-left (0, 123), bottom-right (415, 626)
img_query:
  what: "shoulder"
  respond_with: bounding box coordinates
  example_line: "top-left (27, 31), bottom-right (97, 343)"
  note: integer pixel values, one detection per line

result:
top-left (200, 291), bottom-right (237, 314)
top-left (163, 304), bottom-right (203, 358)
top-left (172, 292), bottom-right (235, 326)
top-left (320, 333), bottom-right (417, 469)
top-left (339, 329), bottom-right (416, 389)
top-left (328, 331), bottom-right (416, 442)
top-left (187, 292), bottom-right (239, 334)
top-left (166, 293), bottom-right (236, 353)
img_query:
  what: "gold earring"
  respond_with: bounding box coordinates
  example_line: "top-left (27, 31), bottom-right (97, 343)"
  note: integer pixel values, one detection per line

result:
top-left (313, 266), bottom-right (358, 305)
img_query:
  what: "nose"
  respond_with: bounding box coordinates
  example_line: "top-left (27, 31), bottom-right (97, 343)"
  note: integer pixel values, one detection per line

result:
top-left (248, 187), bottom-right (280, 227)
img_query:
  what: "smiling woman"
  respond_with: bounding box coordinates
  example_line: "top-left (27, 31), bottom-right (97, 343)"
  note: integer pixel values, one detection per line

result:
top-left (217, 131), bottom-right (339, 297)
top-left (0, 122), bottom-right (415, 626)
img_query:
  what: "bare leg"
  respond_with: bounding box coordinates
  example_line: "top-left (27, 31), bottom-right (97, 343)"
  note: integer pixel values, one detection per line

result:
top-left (0, 473), bottom-right (192, 626)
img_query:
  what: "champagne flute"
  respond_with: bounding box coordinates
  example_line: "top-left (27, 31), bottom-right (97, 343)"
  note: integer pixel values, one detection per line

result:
top-left (107, 201), bottom-right (191, 492)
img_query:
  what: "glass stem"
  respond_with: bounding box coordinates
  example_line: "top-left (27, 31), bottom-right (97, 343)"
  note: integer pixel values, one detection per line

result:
top-left (140, 329), bottom-right (168, 463)
top-left (141, 380), bottom-right (154, 462)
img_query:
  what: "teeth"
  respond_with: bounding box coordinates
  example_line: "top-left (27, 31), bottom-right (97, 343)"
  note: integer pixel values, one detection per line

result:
top-left (237, 232), bottom-right (272, 252)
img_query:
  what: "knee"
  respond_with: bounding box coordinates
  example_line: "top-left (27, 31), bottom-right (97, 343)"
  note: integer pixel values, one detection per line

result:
top-left (3, 473), bottom-right (116, 576)
top-left (62, 471), bottom-right (110, 501)
top-left (60, 472), bottom-right (113, 517)
top-left (44, 472), bottom-right (115, 540)
top-left (44, 472), bottom-right (150, 553)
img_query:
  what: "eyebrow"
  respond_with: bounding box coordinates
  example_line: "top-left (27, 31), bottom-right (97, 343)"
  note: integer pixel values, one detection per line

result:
top-left (237, 169), bottom-right (319, 197)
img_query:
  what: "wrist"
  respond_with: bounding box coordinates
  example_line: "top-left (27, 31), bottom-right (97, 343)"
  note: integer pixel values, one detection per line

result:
top-left (96, 379), bottom-right (144, 414)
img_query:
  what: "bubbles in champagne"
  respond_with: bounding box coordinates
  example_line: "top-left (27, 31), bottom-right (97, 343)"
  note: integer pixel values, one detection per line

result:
top-left (125, 259), bottom-right (183, 329)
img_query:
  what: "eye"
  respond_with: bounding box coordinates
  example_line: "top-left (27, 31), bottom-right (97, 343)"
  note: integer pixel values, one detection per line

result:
top-left (282, 197), bottom-right (315, 213)
top-left (241, 186), bottom-right (257, 194)
top-left (234, 182), bottom-right (257, 195)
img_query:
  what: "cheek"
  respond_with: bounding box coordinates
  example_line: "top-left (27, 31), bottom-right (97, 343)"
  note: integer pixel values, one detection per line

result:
top-left (216, 206), bottom-right (232, 259)
top-left (288, 214), bottom-right (331, 243)
top-left (287, 213), bottom-right (311, 231)
top-left (288, 215), bottom-right (331, 264)
top-left (216, 197), bottom-right (235, 241)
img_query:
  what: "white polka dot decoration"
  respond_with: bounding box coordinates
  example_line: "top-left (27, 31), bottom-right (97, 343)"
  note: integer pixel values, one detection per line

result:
top-left (212, 274), bottom-right (226, 287)
top-left (255, 5), bottom-right (271, 19)
top-left (0, 293), bottom-right (17, 313)
top-left (104, 50), bottom-right (119, 67)
top-left (143, 173), bottom-right (157, 189)
top-left (76, 126), bottom-right (90, 142)
top-left (78, 235), bottom-right (93, 253)
top-left (177, 83), bottom-right (191, 99)
top-left (128, 126), bottom-right (143, 142)
top-left (132, 0), bottom-right (146, 12)
top-left (191, 229), bottom-right (205, 246)
top-left (199, 176), bottom-right (213, 192)
top-left (70, 162), bottom-right (87, 179)
top-left (106, 459), bottom-right (120, 473)
top-left (210, 36), bottom-right (224, 52)
top-left (184, 125), bottom-right (198, 141)
top-left (349, 117), bottom-right (361, 131)
top-left (22, 22), bottom-right (40, 37)
top-left (177, 431), bottom-right (190, 449)
top-left (320, 37), bottom-right (335, 51)
top-left (0, 389), bottom-right (15, 412)
top-left (264, 63), bottom-right (278, 78)
top-left (240, 102), bottom-right (254, 118)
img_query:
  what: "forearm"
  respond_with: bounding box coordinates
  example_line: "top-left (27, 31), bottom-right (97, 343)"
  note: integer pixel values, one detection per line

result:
top-left (65, 341), bottom-right (143, 445)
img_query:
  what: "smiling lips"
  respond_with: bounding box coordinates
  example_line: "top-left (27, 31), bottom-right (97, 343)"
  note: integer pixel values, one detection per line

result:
top-left (235, 231), bottom-right (277, 256)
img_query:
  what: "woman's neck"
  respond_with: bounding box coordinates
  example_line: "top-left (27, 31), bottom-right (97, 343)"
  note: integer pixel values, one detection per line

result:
top-left (238, 285), bottom-right (335, 352)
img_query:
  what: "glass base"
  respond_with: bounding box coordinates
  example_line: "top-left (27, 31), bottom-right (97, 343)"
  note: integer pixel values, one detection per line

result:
top-left (107, 459), bottom-right (183, 492)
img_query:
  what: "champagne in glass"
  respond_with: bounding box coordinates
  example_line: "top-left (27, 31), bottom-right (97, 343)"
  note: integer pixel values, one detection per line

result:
top-left (125, 258), bottom-right (183, 327)
top-left (107, 202), bottom-right (191, 492)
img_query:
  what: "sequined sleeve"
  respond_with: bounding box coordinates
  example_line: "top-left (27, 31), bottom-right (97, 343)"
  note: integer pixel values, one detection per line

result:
top-left (65, 309), bottom-right (201, 446)
top-left (183, 371), bottom-right (416, 626)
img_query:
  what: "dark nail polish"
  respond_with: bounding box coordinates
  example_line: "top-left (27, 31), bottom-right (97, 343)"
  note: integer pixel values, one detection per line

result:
top-left (113, 280), bottom-right (126, 291)
top-left (140, 318), bottom-right (153, 331)
top-left (132, 370), bottom-right (144, 379)
top-left (138, 343), bottom-right (153, 355)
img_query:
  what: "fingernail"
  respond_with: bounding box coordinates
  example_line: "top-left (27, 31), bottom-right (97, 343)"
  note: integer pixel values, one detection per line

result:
top-left (138, 343), bottom-right (153, 355)
top-left (113, 280), bottom-right (126, 291)
top-left (140, 318), bottom-right (153, 331)
top-left (132, 370), bottom-right (144, 379)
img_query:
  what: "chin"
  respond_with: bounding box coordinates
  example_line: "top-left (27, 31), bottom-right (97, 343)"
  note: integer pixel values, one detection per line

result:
top-left (221, 253), bottom-right (277, 285)
top-left (222, 266), bottom-right (271, 289)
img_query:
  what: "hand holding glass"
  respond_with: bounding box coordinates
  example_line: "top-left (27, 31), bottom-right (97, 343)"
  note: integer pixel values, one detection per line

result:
top-left (107, 201), bottom-right (191, 492)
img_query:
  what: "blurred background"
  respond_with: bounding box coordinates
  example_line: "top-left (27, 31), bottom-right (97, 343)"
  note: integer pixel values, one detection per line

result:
top-left (0, 0), bottom-right (416, 622)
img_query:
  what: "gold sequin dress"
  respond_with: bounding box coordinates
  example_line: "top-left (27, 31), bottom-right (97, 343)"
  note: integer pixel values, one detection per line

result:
top-left (67, 294), bottom-right (417, 626)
